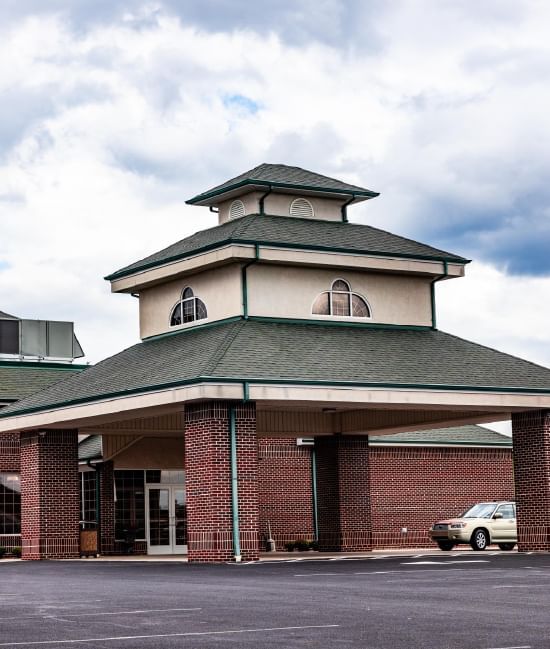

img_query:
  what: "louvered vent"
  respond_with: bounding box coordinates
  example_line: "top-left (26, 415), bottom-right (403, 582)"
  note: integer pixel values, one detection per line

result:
top-left (289, 198), bottom-right (314, 219)
top-left (229, 199), bottom-right (245, 220)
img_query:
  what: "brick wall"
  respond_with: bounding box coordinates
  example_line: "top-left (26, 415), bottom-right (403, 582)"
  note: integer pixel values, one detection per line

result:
top-left (258, 437), bottom-right (314, 548)
top-left (316, 436), bottom-right (372, 551)
top-left (99, 460), bottom-right (115, 554)
top-left (369, 446), bottom-right (515, 548)
top-left (20, 430), bottom-right (80, 560)
top-left (512, 410), bottom-right (550, 551)
top-left (185, 402), bottom-right (259, 562)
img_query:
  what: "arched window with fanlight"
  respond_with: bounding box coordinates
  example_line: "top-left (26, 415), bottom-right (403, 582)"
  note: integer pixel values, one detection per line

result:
top-left (312, 279), bottom-right (371, 318)
top-left (170, 287), bottom-right (208, 326)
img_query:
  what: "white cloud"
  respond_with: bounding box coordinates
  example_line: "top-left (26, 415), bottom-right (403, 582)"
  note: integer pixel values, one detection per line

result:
top-left (0, 2), bottom-right (548, 374)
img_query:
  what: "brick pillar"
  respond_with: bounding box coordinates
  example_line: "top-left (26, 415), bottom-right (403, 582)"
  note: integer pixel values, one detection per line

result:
top-left (315, 435), bottom-right (372, 552)
top-left (185, 401), bottom-right (259, 563)
top-left (20, 430), bottom-right (80, 560)
top-left (512, 410), bottom-right (550, 551)
top-left (99, 460), bottom-right (115, 554)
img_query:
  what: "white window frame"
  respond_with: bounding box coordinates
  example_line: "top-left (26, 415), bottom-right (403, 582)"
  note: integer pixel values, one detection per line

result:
top-left (310, 278), bottom-right (372, 321)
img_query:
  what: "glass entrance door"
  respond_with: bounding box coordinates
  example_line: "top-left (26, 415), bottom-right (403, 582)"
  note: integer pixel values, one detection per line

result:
top-left (146, 485), bottom-right (187, 555)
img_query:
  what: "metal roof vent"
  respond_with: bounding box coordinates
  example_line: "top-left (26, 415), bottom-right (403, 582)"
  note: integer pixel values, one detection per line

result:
top-left (289, 197), bottom-right (314, 219)
top-left (229, 199), bottom-right (245, 220)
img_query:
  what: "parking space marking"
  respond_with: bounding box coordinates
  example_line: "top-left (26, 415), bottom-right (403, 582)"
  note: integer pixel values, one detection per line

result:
top-left (485, 646), bottom-right (531, 649)
top-left (0, 624), bottom-right (341, 646)
top-left (0, 608), bottom-right (201, 621)
top-left (401, 560), bottom-right (489, 565)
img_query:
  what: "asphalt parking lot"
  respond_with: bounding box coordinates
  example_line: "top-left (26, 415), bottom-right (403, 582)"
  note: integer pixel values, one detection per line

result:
top-left (1, 551), bottom-right (550, 649)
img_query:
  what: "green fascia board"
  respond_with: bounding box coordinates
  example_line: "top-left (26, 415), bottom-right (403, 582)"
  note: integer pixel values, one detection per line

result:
top-left (3, 373), bottom-right (550, 421)
top-left (0, 360), bottom-right (88, 371)
top-left (105, 232), bottom-right (470, 282)
top-left (186, 178), bottom-right (380, 205)
top-left (369, 440), bottom-right (512, 448)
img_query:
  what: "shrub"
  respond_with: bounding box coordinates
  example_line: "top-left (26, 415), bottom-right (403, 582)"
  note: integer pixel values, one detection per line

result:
top-left (11, 547), bottom-right (21, 558)
top-left (0, 547), bottom-right (5, 559)
top-left (294, 539), bottom-right (311, 552)
top-left (284, 541), bottom-right (295, 552)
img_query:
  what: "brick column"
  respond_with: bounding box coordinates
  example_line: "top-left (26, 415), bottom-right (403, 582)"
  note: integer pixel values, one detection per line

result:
top-left (20, 430), bottom-right (80, 560)
top-left (185, 402), bottom-right (259, 563)
top-left (315, 435), bottom-right (372, 552)
top-left (512, 410), bottom-right (550, 552)
top-left (99, 460), bottom-right (115, 554)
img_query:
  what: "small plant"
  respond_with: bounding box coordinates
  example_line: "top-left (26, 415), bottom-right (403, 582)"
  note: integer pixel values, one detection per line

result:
top-left (294, 539), bottom-right (311, 552)
top-left (11, 547), bottom-right (21, 558)
top-left (0, 547), bottom-right (6, 559)
top-left (284, 541), bottom-right (296, 552)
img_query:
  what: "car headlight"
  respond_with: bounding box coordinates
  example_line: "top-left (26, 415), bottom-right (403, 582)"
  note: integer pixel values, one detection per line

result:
top-left (450, 523), bottom-right (468, 529)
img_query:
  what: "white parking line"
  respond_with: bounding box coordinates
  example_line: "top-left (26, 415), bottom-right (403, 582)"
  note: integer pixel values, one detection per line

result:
top-left (0, 608), bottom-right (201, 621)
top-left (485, 645), bottom-right (531, 649)
top-left (0, 624), bottom-right (341, 646)
top-left (401, 560), bottom-right (489, 565)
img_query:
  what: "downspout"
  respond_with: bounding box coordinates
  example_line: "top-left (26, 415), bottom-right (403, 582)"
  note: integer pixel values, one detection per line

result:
top-left (430, 260), bottom-right (449, 330)
top-left (229, 404), bottom-right (242, 562)
top-left (311, 445), bottom-right (319, 542)
top-left (341, 194), bottom-right (356, 223)
top-left (241, 244), bottom-right (260, 319)
top-left (258, 187), bottom-right (272, 216)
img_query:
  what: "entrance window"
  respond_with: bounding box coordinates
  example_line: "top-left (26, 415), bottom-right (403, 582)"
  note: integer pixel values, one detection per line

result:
top-left (0, 473), bottom-right (21, 534)
top-left (146, 470), bottom-right (185, 484)
top-left (114, 471), bottom-right (145, 541)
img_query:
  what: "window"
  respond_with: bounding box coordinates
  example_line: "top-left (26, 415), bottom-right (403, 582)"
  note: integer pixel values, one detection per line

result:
top-left (312, 279), bottom-right (371, 319)
top-left (80, 472), bottom-right (97, 526)
top-left (289, 197), bottom-right (314, 219)
top-left (229, 199), bottom-right (245, 220)
top-left (170, 287), bottom-right (208, 326)
top-left (114, 470), bottom-right (145, 541)
top-left (0, 473), bottom-right (21, 534)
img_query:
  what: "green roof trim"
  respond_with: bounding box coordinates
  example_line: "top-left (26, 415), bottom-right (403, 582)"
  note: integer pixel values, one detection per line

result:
top-left (0, 360), bottom-right (89, 370)
top-left (186, 163), bottom-right (379, 205)
top-left (1, 320), bottom-right (550, 420)
top-left (106, 214), bottom-right (469, 282)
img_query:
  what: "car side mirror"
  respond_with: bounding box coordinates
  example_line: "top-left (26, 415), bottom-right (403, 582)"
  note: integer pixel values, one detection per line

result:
top-left (493, 512), bottom-right (503, 519)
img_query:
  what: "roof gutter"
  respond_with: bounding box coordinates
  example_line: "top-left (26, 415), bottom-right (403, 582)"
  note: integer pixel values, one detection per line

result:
top-left (258, 187), bottom-right (272, 216)
top-left (341, 194), bottom-right (356, 223)
top-left (241, 244), bottom-right (260, 319)
top-left (430, 260), bottom-right (448, 330)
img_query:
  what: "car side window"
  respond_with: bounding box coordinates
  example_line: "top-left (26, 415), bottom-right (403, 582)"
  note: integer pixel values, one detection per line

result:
top-left (495, 504), bottom-right (515, 519)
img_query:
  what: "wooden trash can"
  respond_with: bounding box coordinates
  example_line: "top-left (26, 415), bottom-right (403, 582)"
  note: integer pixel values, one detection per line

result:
top-left (80, 529), bottom-right (99, 557)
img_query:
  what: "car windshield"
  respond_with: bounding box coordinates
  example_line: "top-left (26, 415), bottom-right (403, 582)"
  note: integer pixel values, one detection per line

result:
top-left (460, 503), bottom-right (497, 519)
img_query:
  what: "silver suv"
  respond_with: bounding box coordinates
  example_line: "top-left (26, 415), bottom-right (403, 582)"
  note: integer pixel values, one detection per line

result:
top-left (430, 501), bottom-right (517, 551)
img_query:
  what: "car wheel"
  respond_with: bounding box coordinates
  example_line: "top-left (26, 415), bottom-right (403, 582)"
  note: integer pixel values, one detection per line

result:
top-left (470, 528), bottom-right (488, 551)
top-left (437, 541), bottom-right (455, 551)
top-left (498, 542), bottom-right (516, 551)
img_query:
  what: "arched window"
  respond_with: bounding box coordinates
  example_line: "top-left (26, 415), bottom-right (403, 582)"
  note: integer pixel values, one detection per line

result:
top-left (229, 199), bottom-right (245, 220)
top-left (170, 287), bottom-right (208, 326)
top-left (312, 279), bottom-right (371, 318)
top-left (289, 197), bottom-right (314, 218)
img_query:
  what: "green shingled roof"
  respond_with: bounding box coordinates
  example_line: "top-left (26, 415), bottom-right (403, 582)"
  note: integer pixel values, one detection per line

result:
top-left (186, 163), bottom-right (379, 205)
top-left (106, 214), bottom-right (468, 281)
top-left (0, 361), bottom-right (86, 402)
top-left (1, 319), bottom-right (550, 419)
top-left (78, 435), bottom-right (103, 461)
top-left (0, 311), bottom-right (18, 320)
top-left (370, 425), bottom-right (512, 447)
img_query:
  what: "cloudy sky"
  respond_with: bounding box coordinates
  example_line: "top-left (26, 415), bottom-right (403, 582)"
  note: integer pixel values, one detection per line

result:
top-left (1, 0), bottom-right (549, 416)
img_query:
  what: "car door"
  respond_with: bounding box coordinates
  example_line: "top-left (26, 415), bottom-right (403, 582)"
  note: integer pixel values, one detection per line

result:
top-left (490, 503), bottom-right (516, 541)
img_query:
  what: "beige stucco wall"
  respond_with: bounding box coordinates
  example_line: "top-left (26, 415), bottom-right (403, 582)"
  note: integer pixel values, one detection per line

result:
top-left (218, 192), bottom-right (345, 223)
top-left (113, 436), bottom-right (185, 469)
top-left (139, 265), bottom-right (241, 339)
top-left (246, 264), bottom-right (433, 326)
